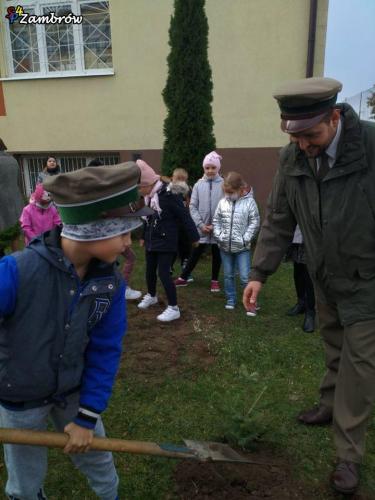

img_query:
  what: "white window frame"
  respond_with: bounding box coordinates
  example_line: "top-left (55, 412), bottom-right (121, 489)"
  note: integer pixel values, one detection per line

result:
top-left (1, 0), bottom-right (114, 80)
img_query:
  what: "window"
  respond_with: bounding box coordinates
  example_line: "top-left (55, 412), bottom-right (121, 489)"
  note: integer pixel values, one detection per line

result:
top-left (8, 8), bottom-right (40, 73)
top-left (44, 4), bottom-right (77, 72)
top-left (3, 0), bottom-right (113, 78)
top-left (19, 153), bottom-right (120, 195)
top-left (81, 2), bottom-right (112, 69)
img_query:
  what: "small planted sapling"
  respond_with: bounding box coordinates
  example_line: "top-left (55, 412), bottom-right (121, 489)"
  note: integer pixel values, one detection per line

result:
top-left (222, 366), bottom-right (268, 451)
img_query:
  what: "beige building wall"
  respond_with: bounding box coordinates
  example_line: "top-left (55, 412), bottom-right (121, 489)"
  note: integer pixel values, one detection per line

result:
top-left (0, 0), bottom-right (328, 153)
top-left (208, 0), bottom-right (328, 147)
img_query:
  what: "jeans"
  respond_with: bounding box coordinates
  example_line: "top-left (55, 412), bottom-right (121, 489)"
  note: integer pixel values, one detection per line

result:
top-left (220, 249), bottom-right (250, 305)
top-left (0, 392), bottom-right (118, 500)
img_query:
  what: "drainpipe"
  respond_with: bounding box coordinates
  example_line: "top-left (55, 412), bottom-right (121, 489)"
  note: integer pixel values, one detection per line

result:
top-left (306, 0), bottom-right (318, 77)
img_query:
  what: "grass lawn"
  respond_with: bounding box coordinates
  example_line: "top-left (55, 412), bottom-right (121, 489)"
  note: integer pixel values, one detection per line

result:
top-left (1, 246), bottom-right (375, 499)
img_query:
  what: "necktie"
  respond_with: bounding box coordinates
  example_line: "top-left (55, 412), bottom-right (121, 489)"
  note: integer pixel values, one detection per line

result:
top-left (317, 152), bottom-right (330, 181)
top-left (308, 153), bottom-right (330, 181)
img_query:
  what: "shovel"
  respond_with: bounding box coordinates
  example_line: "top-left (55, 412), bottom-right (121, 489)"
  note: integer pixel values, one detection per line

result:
top-left (0, 428), bottom-right (257, 464)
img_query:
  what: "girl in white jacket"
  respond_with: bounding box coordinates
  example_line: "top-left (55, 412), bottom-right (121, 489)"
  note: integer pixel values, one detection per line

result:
top-left (213, 172), bottom-right (260, 313)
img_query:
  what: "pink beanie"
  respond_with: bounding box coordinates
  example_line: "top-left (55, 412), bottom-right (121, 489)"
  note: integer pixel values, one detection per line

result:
top-left (136, 159), bottom-right (160, 186)
top-left (203, 151), bottom-right (222, 170)
top-left (33, 183), bottom-right (50, 203)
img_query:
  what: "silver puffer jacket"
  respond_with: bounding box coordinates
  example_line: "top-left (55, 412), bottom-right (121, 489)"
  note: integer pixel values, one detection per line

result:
top-left (213, 191), bottom-right (260, 253)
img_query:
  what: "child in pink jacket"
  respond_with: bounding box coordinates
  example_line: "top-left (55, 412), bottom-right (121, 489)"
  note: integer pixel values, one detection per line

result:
top-left (20, 184), bottom-right (61, 245)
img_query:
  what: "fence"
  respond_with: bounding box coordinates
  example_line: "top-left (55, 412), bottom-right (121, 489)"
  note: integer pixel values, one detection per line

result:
top-left (344, 86), bottom-right (375, 122)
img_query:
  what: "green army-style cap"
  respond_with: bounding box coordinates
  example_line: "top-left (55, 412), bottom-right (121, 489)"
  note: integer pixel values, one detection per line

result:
top-left (273, 77), bottom-right (343, 133)
top-left (44, 161), bottom-right (152, 224)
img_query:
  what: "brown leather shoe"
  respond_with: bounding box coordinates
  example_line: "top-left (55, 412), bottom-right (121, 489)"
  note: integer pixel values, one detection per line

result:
top-left (331, 461), bottom-right (360, 494)
top-left (297, 405), bottom-right (332, 425)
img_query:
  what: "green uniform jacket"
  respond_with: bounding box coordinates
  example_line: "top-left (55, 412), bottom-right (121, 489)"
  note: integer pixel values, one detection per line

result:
top-left (250, 104), bottom-right (375, 326)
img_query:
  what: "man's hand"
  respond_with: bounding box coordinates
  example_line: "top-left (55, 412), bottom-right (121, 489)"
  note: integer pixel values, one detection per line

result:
top-left (192, 240), bottom-right (200, 248)
top-left (243, 281), bottom-right (263, 311)
top-left (63, 422), bottom-right (94, 454)
top-left (139, 239), bottom-right (145, 247)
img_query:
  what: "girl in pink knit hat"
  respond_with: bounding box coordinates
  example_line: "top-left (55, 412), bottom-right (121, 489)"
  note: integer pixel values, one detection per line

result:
top-left (20, 183), bottom-right (61, 245)
top-left (136, 159), bottom-right (199, 322)
top-left (175, 151), bottom-right (224, 292)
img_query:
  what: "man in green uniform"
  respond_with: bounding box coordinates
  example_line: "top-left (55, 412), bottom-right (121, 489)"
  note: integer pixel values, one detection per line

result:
top-left (243, 77), bottom-right (375, 495)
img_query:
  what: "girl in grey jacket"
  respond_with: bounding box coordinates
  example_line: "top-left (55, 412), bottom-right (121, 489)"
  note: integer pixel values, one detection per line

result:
top-left (175, 151), bottom-right (224, 292)
top-left (213, 172), bottom-right (260, 312)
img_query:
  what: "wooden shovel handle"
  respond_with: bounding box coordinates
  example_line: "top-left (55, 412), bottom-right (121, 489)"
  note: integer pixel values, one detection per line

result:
top-left (0, 428), bottom-right (196, 460)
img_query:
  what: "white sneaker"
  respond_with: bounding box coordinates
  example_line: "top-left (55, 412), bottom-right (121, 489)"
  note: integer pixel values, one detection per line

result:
top-left (246, 303), bottom-right (257, 317)
top-left (125, 287), bottom-right (142, 300)
top-left (138, 293), bottom-right (158, 309)
top-left (157, 306), bottom-right (181, 322)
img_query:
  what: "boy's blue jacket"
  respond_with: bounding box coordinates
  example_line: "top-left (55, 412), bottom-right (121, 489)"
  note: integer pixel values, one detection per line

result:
top-left (0, 228), bottom-right (126, 429)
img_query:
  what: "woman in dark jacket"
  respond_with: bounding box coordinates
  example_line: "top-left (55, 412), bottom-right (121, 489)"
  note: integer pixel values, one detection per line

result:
top-left (37, 156), bottom-right (61, 184)
top-left (136, 160), bottom-right (199, 322)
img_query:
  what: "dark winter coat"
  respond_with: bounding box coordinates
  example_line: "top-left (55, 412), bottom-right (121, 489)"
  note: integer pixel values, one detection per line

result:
top-left (250, 104), bottom-right (375, 325)
top-left (144, 183), bottom-right (199, 252)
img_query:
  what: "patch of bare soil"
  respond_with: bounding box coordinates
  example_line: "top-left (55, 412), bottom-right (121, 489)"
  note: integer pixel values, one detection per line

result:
top-left (123, 294), bottom-right (374, 499)
top-left (121, 299), bottom-right (218, 383)
top-left (172, 448), bottom-right (374, 500)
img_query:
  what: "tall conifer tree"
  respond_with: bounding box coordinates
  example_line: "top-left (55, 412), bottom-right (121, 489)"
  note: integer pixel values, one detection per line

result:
top-left (161, 0), bottom-right (216, 180)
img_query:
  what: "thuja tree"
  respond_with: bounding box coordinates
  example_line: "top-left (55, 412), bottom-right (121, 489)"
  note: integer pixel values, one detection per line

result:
top-left (161, 0), bottom-right (216, 180)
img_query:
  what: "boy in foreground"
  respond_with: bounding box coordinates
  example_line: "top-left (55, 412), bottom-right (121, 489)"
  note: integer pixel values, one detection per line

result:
top-left (0, 162), bottom-right (151, 499)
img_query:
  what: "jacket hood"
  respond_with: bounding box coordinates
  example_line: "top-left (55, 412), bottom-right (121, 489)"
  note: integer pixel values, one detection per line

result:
top-left (27, 227), bottom-right (67, 271)
top-left (224, 190), bottom-right (253, 203)
top-left (241, 188), bottom-right (254, 199)
top-left (168, 181), bottom-right (189, 196)
top-left (201, 174), bottom-right (223, 183)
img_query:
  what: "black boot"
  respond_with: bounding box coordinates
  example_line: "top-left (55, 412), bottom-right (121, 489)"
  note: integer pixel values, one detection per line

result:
top-left (302, 310), bottom-right (315, 332)
top-left (287, 301), bottom-right (305, 316)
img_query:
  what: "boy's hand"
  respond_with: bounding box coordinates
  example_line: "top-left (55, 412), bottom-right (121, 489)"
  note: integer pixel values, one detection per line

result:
top-left (201, 225), bottom-right (212, 234)
top-left (139, 239), bottom-right (145, 247)
top-left (243, 281), bottom-right (262, 311)
top-left (192, 240), bottom-right (200, 248)
top-left (63, 422), bottom-right (94, 454)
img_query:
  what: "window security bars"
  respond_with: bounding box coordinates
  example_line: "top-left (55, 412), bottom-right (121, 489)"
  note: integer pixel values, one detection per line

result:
top-left (20, 153), bottom-right (120, 195)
